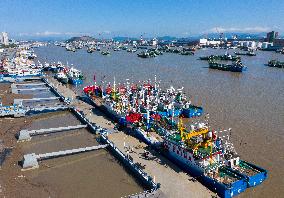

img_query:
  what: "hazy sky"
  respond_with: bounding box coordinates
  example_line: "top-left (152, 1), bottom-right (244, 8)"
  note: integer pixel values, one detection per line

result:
top-left (0, 0), bottom-right (283, 38)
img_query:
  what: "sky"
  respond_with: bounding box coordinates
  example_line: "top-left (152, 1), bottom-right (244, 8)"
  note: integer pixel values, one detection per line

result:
top-left (0, 0), bottom-right (283, 39)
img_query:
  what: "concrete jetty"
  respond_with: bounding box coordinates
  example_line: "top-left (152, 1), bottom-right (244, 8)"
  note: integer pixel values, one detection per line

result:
top-left (0, 105), bottom-right (26, 117)
top-left (26, 104), bottom-right (69, 113)
top-left (14, 97), bottom-right (60, 105)
top-left (13, 83), bottom-right (46, 86)
top-left (0, 104), bottom-right (68, 118)
top-left (18, 124), bottom-right (87, 141)
top-left (22, 144), bottom-right (108, 169)
top-left (108, 132), bottom-right (214, 198)
top-left (0, 77), bottom-right (42, 83)
top-left (11, 87), bottom-right (49, 94)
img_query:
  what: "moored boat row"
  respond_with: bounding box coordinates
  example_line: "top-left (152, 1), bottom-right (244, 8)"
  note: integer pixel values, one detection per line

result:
top-left (81, 75), bottom-right (267, 197)
top-left (267, 59), bottom-right (284, 68)
top-left (208, 60), bottom-right (247, 72)
top-left (234, 51), bottom-right (256, 56)
top-left (199, 53), bottom-right (241, 61)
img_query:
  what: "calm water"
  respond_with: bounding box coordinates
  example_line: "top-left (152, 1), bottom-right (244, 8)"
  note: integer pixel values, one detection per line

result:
top-left (35, 45), bottom-right (284, 198)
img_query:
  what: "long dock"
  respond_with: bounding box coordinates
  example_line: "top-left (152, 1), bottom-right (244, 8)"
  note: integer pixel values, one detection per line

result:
top-left (14, 97), bottom-right (60, 105)
top-left (26, 105), bottom-right (69, 113)
top-left (0, 104), bottom-right (69, 118)
top-left (18, 124), bottom-right (87, 141)
top-left (13, 83), bottom-right (46, 87)
top-left (0, 105), bottom-right (26, 117)
top-left (100, 133), bottom-right (160, 192)
top-left (0, 77), bottom-right (42, 83)
top-left (107, 132), bottom-right (214, 198)
top-left (11, 87), bottom-right (49, 94)
top-left (22, 144), bottom-right (108, 169)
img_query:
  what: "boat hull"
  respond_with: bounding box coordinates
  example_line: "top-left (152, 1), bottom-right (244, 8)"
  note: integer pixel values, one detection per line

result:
top-left (229, 161), bottom-right (268, 187)
top-left (162, 140), bottom-right (247, 198)
top-left (134, 128), bottom-right (161, 147)
top-left (69, 78), bottom-right (83, 85)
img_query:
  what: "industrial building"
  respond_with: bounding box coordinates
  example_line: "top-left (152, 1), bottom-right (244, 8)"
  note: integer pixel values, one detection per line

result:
top-left (1, 32), bottom-right (9, 46)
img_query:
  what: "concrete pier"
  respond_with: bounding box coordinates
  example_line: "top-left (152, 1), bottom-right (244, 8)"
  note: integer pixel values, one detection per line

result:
top-left (14, 97), bottom-right (60, 105)
top-left (18, 124), bottom-right (87, 141)
top-left (26, 104), bottom-right (69, 113)
top-left (1, 77), bottom-right (42, 83)
top-left (108, 132), bottom-right (214, 198)
top-left (22, 144), bottom-right (108, 169)
top-left (11, 87), bottom-right (49, 94)
top-left (0, 106), bottom-right (27, 117)
top-left (13, 83), bottom-right (46, 87)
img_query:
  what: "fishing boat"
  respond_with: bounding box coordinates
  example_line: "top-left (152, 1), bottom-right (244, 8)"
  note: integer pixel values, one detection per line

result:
top-left (130, 112), bottom-right (267, 197)
top-left (121, 46), bottom-right (128, 50)
top-left (55, 71), bottom-right (68, 84)
top-left (87, 47), bottom-right (95, 53)
top-left (113, 47), bottom-right (121, 51)
top-left (5, 68), bottom-right (43, 78)
top-left (101, 51), bottom-right (111, 55)
top-left (67, 67), bottom-right (84, 85)
top-left (148, 49), bottom-right (163, 55)
top-left (137, 51), bottom-right (158, 58)
top-left (127, 48), bottom-right (137, 53)
top-left (82, 76), bottom-right (267, 197)
top-left (83, 77), bottom-right (203, 121)
top-left (159, 118), bottom-right (267, 197)
top-left (267, 60), bottom-right (284, 68)
top-left (66, 44), bottom-right (76, 52)
top-left (137, 51), bottom-right (151, 58)
top-left (276, 48), bottom-right (284, 54)
top-left (200, 53), bottom-right (241, 61)
top-left (27, 51), bottom-right (37, 59)
top-left (171, 49), bottom-right (182, 53)
top-left (234, 51), bottom-right (256, 56)
top-left (208, 60), bottom-right (247, 72)
top-left (117, 102), bottom-right (267, 197)
top-left (180, 51), bottom-right (194, 55)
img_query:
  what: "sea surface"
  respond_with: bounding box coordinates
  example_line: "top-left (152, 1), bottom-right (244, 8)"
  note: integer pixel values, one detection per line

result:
top-left (35, 45), bottom-right (284, 198)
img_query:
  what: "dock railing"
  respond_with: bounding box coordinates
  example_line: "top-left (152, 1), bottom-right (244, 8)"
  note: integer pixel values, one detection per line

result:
top-left (100, 132), bottom-right (160, 192)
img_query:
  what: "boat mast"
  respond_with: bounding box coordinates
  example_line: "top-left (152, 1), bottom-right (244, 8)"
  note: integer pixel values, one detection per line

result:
top-left (146, 95), bottom-right (150, 131)
top-left (113, 76), bottom-right (116, 99)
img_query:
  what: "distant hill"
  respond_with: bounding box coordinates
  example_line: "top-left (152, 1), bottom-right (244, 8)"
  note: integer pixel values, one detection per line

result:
top-left (157, 36), bottom-right (178, 41)
top-left (113, 36), bottom-right (138, 42)
top-left (66, 36), bottom-right (95, 42)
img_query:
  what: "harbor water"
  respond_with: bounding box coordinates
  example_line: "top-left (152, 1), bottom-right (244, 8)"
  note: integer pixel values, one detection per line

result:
top-left (35, 45), bottom-right (284, 198)
top-left (19, 111), bottom-right (145, 198)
